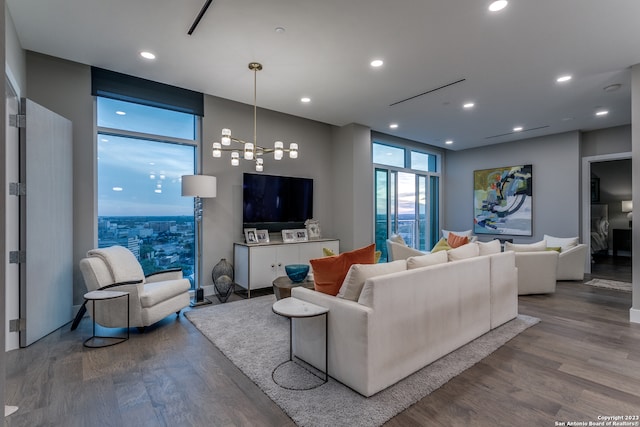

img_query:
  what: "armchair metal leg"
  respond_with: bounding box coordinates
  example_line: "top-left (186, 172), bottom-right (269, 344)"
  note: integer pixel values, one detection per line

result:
top-left (176, 311), bottom-right (181, 317)
top-left (70, 302), bottom-right (87, 331)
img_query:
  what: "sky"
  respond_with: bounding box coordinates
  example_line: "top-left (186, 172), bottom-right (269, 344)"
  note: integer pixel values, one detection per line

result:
top-left (97, 98), bottom-right (196, 217)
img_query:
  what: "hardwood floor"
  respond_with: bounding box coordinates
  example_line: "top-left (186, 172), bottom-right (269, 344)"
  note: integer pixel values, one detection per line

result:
top-left (5, 282), bottom-right (640, 427)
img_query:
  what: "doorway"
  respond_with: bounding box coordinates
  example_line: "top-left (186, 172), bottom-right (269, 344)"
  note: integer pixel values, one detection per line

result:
top-left (582, 153), bottom-right (632, 281)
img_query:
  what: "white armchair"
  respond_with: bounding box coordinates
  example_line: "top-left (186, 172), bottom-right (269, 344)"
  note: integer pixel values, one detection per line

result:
top-left (514, 251), bottom-right (558, 295)
top-left (73, 246), bottom-right (190, 331)
top-left (556, 244), bottom-right (587, 281)
top-left (386, 239), bottom-right (427, 261)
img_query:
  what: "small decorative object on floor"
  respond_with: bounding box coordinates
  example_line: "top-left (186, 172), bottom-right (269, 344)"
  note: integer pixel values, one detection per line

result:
top-left (212, 258), bottom-right (235, 303)
top-left (285, 264), bottom-right (310, 283)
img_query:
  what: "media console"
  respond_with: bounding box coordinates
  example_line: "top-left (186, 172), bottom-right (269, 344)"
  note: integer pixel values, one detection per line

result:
top-left (233, 239), bottom-right (339, 298)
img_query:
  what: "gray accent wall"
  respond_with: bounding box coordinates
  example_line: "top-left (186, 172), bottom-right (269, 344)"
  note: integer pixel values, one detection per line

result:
top-left (444, 131), bottom-right (581, 243)
top-left (200, 95), bottom-right (336, 288)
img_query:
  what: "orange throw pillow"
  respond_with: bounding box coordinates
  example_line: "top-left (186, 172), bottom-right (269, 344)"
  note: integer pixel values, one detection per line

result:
top-left (310, 244), bottom-right (376, 296)
top-left (447, 232), bottom-right (469, 248)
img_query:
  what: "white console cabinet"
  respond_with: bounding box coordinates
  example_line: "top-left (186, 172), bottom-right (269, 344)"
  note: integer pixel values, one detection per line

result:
top-left (234, 239), bottom-right (339, 297)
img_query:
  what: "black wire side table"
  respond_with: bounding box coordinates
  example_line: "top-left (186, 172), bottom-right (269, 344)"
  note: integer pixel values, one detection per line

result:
top-left (272, 297), bottom-right (329, 390)
top-left (83, 290), bottom-right (130, 348)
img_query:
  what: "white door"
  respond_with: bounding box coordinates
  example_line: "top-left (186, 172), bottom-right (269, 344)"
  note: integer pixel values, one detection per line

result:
top-left (19, 99), bottom-right (73, 347)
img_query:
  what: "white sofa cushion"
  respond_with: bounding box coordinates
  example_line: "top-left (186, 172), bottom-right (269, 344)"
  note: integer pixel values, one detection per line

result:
top-left (478, 240), bottom-right (502, 255)
top-left (447, 242), bottom-right (480, 261)
top-left (543, 234), bottom-right (579, 252)
top-left (406, 251), bottom-right (448, 269)
top-left (337, 260), bottom-right (407, 301)
top-left (504, 240), bottom-right (547, 252)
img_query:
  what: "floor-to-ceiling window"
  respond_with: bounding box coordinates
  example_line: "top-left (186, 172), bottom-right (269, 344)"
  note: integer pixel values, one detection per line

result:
top-left (374, 142), bottom-right (441, 261)
top-left (96, 97), bottom-right (198, 284)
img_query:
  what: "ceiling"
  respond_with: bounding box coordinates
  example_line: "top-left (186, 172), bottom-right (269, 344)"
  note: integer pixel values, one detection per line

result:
top-left (7, 0), bottom-right (640, 150)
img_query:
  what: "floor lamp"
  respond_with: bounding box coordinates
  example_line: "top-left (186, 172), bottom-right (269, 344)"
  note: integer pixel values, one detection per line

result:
top-left (182, 175), bottom-right (217, 306)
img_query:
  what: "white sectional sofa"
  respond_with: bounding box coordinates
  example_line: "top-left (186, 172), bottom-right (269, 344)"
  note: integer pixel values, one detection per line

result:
top-left (291, 250), bottom-right (518, 397)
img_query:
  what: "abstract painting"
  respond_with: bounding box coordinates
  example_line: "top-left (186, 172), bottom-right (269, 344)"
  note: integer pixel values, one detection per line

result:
top-left (473, 164), bottom-right (532, 236)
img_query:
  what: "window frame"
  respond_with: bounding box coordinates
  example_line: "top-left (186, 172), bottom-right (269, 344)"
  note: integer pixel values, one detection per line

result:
top-left (372, 137), bottom-right (443, 257)
top-left (95, 96), bottom-right (202, 280)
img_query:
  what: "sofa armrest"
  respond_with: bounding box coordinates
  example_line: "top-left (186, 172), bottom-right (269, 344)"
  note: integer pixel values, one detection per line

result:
top-left (145, 268), bottom-right (184, 282)
top-left (557, 244), bottom-right (587, 281)
top-left (291, 287), bottom-right (373, 394)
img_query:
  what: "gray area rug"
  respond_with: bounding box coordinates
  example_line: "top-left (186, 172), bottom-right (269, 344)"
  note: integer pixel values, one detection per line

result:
top-left (186, 295), bottom-right (539, 427)
top-left (584, 278), bottom-right (632, 292)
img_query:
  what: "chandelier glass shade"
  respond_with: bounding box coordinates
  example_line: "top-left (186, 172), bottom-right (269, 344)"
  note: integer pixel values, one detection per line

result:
top-left (212, 62), bottom-right (298, 172)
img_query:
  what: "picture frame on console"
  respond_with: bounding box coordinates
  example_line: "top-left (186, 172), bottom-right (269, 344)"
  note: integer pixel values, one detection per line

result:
top-left (256, 229), bottom-right (270, 243)
top-left (295, 229), bottom-right (308, 241)
top-left (282, 229), bottom-right (296, 243)
top-left (244, 228), bottom-right (258, 244)
top-left (305, 219), bottom-right (321, 239)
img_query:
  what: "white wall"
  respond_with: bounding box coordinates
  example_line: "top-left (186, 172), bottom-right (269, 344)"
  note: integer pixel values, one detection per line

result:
top-left (444, 131), bottom-right (581, 243)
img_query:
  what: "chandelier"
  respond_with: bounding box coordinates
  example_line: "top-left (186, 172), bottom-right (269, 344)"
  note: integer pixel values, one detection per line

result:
top-left (212, 62), bottom-right (298, 172)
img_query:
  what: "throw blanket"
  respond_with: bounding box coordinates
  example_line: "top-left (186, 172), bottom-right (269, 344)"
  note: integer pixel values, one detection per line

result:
top-left (87, 246), bottom-right (145, 284)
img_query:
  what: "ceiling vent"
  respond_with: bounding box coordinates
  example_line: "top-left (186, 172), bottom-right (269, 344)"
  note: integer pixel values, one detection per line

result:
top-left (485, 125), bottom-right (549, 139)
top-left (389, 78), bottom-right (466, 107)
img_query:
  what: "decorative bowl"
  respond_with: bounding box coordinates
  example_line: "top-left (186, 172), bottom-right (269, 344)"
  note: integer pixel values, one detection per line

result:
top-left (285, 264), bottom-right (310, 283)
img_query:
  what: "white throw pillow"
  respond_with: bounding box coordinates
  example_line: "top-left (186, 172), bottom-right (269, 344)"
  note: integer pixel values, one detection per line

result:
top-left (504, 240), bottom-right (547, 252)
top-left (406, 250), bottom-right (448, 269)
top-left (337, 260), bottom-right (407, 301)
top-left (447, 242), bottom-right (480, 261)
top-left (543, 234), bottom-right (579, 252)
top-left (478, 239), bottom-right (502, 255)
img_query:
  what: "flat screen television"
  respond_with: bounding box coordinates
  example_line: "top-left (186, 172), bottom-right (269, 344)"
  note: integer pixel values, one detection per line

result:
top-left (243, 173), bottom-right (313, 233)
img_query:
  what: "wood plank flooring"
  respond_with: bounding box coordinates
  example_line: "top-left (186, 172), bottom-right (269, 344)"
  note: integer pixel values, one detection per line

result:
top-left (5, 279), bottom-right (640, 427)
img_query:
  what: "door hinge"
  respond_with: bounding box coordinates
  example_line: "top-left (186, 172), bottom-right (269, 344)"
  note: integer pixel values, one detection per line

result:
top-left (9, 114), bottom-right (26, 128)
top-left (9, 318), bottom-right (26, 332)
top-left (9, 250), bottom-right (26, 264)
top-left (9, 182), bottom-right (26, 196)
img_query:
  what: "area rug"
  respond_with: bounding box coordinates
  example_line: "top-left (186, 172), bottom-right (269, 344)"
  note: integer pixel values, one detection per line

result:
top-left (584, 278), bottom-right (632, 292)
top-left (186, 296), bottom-right (539, 427)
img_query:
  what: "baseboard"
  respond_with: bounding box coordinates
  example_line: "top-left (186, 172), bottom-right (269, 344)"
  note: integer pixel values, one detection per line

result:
top-left (630, 308), bottom-right (640, 324)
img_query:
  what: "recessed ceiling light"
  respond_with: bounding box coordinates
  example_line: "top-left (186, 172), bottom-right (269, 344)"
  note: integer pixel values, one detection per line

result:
top-left (463, 102), bottom-right (475, 109)
top-left (155, 189), bottom-right (162, 194)
top-left (100, 138), bottom-right (109, 142)
top-left (301, 97), bottom-right (311, 103)
top-left (513, 126), bottom-right (523, 132)
top-left (488, 1), bottom-right (508, 12)
top-left (112, 187), bottom-right (123, 192)
top-left (595, 110), bottom-right (609, 116)
top-left (274, 27), bottom-right (286, 33)
top-left (370, 59), bottom-right (384, 67)
top-left (556, 75), bottom-right (572, 83)
top-left (389, 123), bottom-right (399, 129)
top-left (445, 140), bottom-right (454, 145)
top-left (140, 51), bottom-right (156, 60)
top-left (115, 111), bottom-right (126, 115)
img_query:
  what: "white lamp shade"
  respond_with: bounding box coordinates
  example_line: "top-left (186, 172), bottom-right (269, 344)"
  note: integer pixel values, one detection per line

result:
top-left (181, 175), bottom-right (217, 198)
top-left (622, 200), bottom-right (633, 212)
